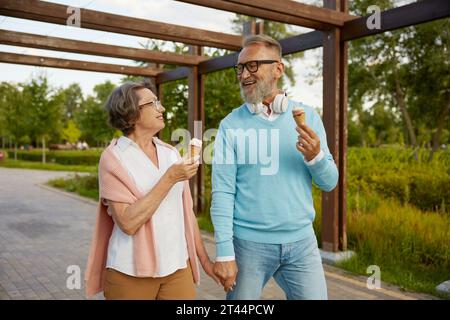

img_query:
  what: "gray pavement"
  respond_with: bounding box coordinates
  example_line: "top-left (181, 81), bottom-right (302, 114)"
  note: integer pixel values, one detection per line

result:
top-left (0, 167), bottom-right (438, 300)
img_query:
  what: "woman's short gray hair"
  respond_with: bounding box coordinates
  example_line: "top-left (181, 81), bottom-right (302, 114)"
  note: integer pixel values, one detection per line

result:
top-left (105, 82), bottom-right (149, 135)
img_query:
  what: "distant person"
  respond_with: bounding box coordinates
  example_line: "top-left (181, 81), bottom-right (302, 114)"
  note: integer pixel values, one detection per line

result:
top-left (85, 82), bottom-right (219, 300)
top-left (82, 141), bottom-right (89, 150)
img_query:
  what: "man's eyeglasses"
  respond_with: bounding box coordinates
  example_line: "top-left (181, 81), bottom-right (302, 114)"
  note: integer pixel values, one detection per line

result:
top-left (234, 60), bottom-right (279, 76)
top-left (138, 99), bottom-right (163, 111)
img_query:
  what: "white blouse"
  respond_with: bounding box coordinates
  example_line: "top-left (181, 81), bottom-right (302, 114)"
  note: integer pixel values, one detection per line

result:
top-left (105, 136), bottom-right (188, 277)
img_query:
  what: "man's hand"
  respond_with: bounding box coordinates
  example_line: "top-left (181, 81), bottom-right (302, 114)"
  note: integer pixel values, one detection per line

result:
top-left (202, 259), bottom-right (221, 285)
top-left (213, 261), bottom-right (238, 292)
top-left (295, 123), bottom-right (321, 162)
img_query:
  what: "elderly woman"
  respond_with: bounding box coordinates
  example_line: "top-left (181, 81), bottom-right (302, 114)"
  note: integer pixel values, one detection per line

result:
top-left (85, 82), bottom-right (218, 299)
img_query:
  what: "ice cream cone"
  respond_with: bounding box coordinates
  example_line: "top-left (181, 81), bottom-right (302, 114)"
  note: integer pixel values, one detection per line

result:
top-left (189, 138), bottom-right (202, 159)
top-left (292, 107), bottom-right (306, 126)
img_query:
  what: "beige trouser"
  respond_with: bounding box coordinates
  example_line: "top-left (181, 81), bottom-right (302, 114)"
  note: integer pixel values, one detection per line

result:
top-left (104, 263), bottom-right (196, 300)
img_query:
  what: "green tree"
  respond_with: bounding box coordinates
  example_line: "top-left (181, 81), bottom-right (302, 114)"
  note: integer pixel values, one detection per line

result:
top-left (348, 0), bottom-right (449, 157)
top-left (0, 82), bottom-right (29, 159)
top-left (403, 18), bottom-right (450, 158)
top-left (61, 120), bottom-right (81, 144)
top-left (22, 75), bottom-right (64, 163)
top-left (58, 83), bottom-right (84, 122)
top-left (76, 81), bottom-right (119, 147)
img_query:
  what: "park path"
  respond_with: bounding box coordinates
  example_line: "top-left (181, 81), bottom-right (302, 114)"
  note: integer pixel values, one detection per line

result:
top-left (0, 168), bottom-right (437, 300)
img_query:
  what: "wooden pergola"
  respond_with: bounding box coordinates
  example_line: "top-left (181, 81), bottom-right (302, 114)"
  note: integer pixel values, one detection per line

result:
top-left (1, 0), bottom-right (448, 252)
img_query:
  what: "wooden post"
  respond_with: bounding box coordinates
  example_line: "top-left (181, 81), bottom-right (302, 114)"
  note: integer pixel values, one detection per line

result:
top-left (243, 20), bottom-right (264, 37)
top-left (321, 0), bottom-right (348, 252)
top-left (188, 45), bottom-right (205, 215)
top-left (338, 0), bottom-right (349, 251)
top-left (243, 20), bottom-right (257, 36)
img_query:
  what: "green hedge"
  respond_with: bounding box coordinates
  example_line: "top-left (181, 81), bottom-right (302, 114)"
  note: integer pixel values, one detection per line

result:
top-left (347, 147), bottom-right (449, 213)
top-left (7, 149), bottom-right (101, 166)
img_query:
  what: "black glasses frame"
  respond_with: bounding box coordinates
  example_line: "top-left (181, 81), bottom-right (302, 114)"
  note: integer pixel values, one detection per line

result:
top-left (234, 60), bottom-right (279, 75)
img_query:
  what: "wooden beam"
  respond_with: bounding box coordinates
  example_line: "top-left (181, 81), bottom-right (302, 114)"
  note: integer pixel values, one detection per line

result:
top-left (0, 52), bottom-right (163, 77)
top-left (176, 0), bottom-right (358, 30)
top-left (0, 29), bottom-right (207, 66)
top-left (0, 0), bottom-right (242, 50)
top-left (158, 30), bottom-right (323, 82)
top-left (279, 31), bottom-right (323, 55)
top-left (158, 0), bottom-right (449, 80)
top-left (177, 0), bottom-right (324, 30)
top-left (342, 0), bottom-right (450, 41)
top-left (156, 67), bottom-right (191, 84)
top-left (226, 0), bottom-right (357, 26)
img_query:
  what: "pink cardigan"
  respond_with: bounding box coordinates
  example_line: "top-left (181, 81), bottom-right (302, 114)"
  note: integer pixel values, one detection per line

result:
top-left (84, 138), bottom-right (200, 298)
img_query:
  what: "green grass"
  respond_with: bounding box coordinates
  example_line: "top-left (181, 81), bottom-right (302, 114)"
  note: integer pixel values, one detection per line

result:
top-left (47, 174), bottom-right (99, 200)
top-left (343, 200), bottom-right (449, 296)
top-left (0, 159), bottom-right (96, 172)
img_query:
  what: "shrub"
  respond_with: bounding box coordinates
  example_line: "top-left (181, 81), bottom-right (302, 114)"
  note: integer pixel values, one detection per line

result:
top-left (347, 147), bottom-right (449, 214)
top-left (7, 149), bottom-right (101, 166)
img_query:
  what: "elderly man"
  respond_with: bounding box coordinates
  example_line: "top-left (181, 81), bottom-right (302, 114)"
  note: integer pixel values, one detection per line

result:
top-left (211, 34), bottom-right (338, 300)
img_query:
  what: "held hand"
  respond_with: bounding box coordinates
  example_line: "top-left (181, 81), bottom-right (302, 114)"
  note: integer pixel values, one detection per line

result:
top-left (295, 123), bottom-right (321, 162)
top-left (213, 260), bottom-right (238, 292)
top-left (202, 259), bottom-right (221, 285)
top-left (165, 157), bottom-right (199, 184)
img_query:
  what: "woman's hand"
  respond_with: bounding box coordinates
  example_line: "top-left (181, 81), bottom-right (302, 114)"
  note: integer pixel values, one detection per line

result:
top-left (164, 156), bottom-right (199, 184)
top-left (202, 259), bottom-right (221, 285)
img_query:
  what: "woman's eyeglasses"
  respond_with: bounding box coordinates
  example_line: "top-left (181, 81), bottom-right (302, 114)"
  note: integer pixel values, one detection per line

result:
top-left (234, 60), bottom-right (279, 76)
top-left (138, 99), bottom-right (163, 111)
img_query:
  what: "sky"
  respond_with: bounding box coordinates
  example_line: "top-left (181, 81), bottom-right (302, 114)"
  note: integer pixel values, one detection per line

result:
top-left (0, 0), bottom-right (415, 110)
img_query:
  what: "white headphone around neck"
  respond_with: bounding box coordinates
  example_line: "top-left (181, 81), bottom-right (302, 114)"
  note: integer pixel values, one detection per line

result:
top-left (248, 91), bottom-right (288, 114)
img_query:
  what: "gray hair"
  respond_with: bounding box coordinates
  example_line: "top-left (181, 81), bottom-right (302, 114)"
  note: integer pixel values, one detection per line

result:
top-left (242, 34), bottom-right (282, 58)
top-left (104, 82), bottom-right (148, 135)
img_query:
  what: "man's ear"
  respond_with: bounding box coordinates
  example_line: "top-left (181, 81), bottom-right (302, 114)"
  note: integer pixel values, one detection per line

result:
top-left (275, 61), bottom-right (285, 79)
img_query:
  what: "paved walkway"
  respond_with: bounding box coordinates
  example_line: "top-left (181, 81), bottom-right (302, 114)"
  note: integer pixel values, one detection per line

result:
top-left (0, 168), bottom-right (438, 300)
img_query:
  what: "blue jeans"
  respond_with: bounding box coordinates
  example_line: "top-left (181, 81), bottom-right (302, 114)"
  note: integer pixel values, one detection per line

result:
top-left (226, 233), bottom-right (327, 300)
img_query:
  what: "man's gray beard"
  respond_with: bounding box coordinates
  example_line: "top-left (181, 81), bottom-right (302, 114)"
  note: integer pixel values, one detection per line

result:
top-left (240, 78), bottom-right (272, 104)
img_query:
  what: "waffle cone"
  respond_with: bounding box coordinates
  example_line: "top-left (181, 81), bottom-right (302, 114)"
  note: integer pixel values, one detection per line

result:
top-left (293, 112), bottom-right (306, 126)
top-left (190, 145), bottom-right (201, 158)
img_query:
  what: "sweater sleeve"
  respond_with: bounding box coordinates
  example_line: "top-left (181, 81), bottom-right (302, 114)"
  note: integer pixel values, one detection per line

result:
top-left (305, 109), bottom-right (339, 192)
top-left (210, 121), bottom-right (237, 257)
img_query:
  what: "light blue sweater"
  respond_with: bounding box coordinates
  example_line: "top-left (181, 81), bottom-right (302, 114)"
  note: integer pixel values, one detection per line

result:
top-left (211, 100), bottom-right (339, 257)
